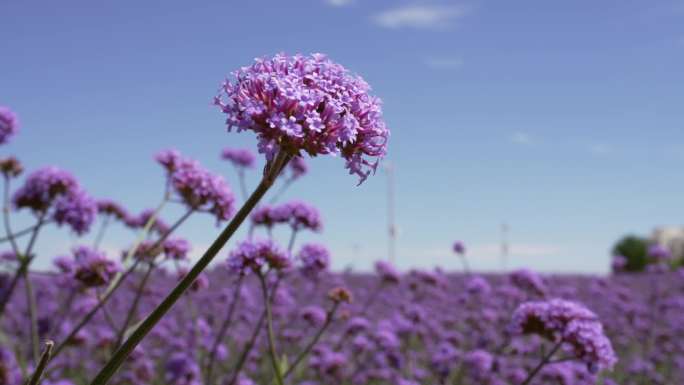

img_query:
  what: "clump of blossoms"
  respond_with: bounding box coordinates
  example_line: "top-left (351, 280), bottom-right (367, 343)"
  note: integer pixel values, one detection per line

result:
top-left (214, 53), bottom-right (389, 183)
top-left (156, 149), bottom-right (236, 221)
top-left (250, 201), bottom-right (322, 232)
top-left (221, 148), bottom-right (256, 169)
top-left (510, 298), bottom-right (617, 373)
top-left (69, 246), bottom-right (121, 287)
top-left (0, 106), bottom-right (19, 145)
top-left (298, 243), bottom-right (330, 277)
top-left (228, 239), bottom-right (291, 275)
top-left (13, 167), bottom-right (96, 234)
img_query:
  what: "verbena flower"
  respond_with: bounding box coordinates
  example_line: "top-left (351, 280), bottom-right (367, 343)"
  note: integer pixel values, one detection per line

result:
top-left (227, 239), bottom-right (291, 275)
top-left (163, 238), bottom-right (190, 261)
top-left (283, 200), bottom-right (322, 232)
top-left (510, 268), bottom-right (547, 297)
top-left (13, 167), bottom-right (78, 212)
top-left (452, 241), bottom-right (466, 255)
top-left (510, 298), bottom-right (617, 372)
top-left (0, 106), bottom-right (19, 145)
top-left (97, 199), bottom-right (130, 222)
top-left (287, 156), bottom-right (308, 180)
top-left (298, 243), bottom-right (330, 277)
top-left (301, 305), bottom-right (327, 327)
top-left (221, 147), bottom-right (256, 169)
top-left (214, 53), bottom-right (389, 184)
top-left (0, 156), bottom-right (23, 178)
top-left (157, 150), bottom-right (236, 222)
top-left (125, 208), bottom-right (170, 235)
top-left (71, 246), bottom-right (120, 287)
top-left (53, 188), bottom-right (97, 235)
top-left (375, 260), bottom-right (400, 284)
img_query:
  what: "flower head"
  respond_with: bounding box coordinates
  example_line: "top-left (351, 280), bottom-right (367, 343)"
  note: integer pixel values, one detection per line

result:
top-left (227, 239), bottom-right (291, 275)
top-left (71, 246), bottom-right (120, 287)
top-left (97, 199), bottom-right (130, 221)
top-left (157, 150), bottom-right (236, 222)
top-left (452, 241), bottom-right (466, 255)
top-left (0, 156), bottom-right (23, 178)
top-left (221, 147), bottom-right (256, 169)
top-left (510, 298), bottom-right (617, 372)
top-left (0, 106), bottom-right (19, 145)
top-left (214, 53), bottom-right (389, 184)
top-left (13, 167), bottom-right (78, 212)
top-left (298, 243), bottom-right (330, 276)
top-left (53, 188), bottom-right (97, 235)
top-left (375, 260), bottom-right (400, 284)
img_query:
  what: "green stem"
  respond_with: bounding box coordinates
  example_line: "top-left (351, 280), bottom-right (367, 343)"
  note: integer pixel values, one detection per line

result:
top-left (112, 262), bottom-right (155, 350)
top-left (88, 151), bottom-right (290, 385)
top-left (25, 340), bottom-right (54, 385)
top-left (283, 302), bottom-right (340, 379)
top-left (259, 273), bottom-right (285, 385)
top-left (520, 341), bottom-right (563, 385)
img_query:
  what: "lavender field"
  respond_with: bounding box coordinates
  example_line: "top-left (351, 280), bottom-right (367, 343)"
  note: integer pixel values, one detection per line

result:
top-left (2, 2), bottom-right (684, 384)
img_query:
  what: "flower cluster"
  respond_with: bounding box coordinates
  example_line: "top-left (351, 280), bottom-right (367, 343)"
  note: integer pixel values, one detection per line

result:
top-left (214, 53), bottom-right (389, 183)
top-left (0, 156), bottom-right (23, 178)
top-left (510, 268), bottom-right (547, 297)
top-left (97, 199), bottom-right (130, 222)
top-left (221, 148), bottom-right (256, 169)
top-left (68, 246), bottom-right (121, 287)
top-left (13, 167), bottom-right (78, 212)
top-left (250, 201), bottom-right (322, 232)
top-left (298, 243), bottom-right (330, 277)
top-left (13, 167), bottom-right (96, 234)
top-left (510, 298), bottom-right (617, 372)
top-left (227, 239), bottom-right (291, 275)
top-left (0, 106), bottom-right (19, 145)
top-left (156, 149), bottom-right (236, 221)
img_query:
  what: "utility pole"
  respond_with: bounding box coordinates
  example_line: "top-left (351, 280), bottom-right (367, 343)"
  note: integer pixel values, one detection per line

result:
top-left (385, 162), bottom-right (396, 263)
top-left (501, 222), bottom-right (509, 271)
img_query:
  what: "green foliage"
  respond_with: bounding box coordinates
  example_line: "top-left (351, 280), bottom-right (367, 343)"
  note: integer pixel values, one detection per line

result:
top-left (612, 235), bottom-right (649, 272)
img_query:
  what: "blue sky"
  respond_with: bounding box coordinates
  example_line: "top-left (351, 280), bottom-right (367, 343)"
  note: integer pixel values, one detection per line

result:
top-left (1, 0), bottom-right (683, 273)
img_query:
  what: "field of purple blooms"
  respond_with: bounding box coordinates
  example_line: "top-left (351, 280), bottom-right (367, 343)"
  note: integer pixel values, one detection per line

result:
top-left (1, 54), bottom-right (683, 385)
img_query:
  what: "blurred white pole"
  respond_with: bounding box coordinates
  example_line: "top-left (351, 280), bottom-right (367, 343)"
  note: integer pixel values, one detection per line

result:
top-left (385, 162), bottom-right (396, 263)
top-left (501, 222), bottom-right (509, 271)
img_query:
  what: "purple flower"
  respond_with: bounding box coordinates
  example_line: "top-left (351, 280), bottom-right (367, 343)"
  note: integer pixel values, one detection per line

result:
top-left (0, 156), bottom-right (23, 178)
top-left (288, 156), bottom-right (308, 179)
top-left (0, 106), bottom-right (19, 145)
top-left (465, 275), bottom-right (491, 296)
top-left (298, 243), bottom-right (330, 276)
top-left (158, 150), bottom-right (236, 222)
top-left (97, 199), bottom-right (130, 221)
top-left (648, 244), bottom-right (671, 262)
top-left (611, 255), bottom-right (627, 273)
top-left (452, 241), bottom-right (466, 255)
top-left (0, 347), bottom-right (22, 385)
top-left (510, 298), bottom-right (617, 372)
top-left (71, 246), bottom-right (120, 287)
top-left (125, 208), bottom-right (170, 235)
top-left (375, 260), bottom-right (400, 284)
top-left (510, 268), bottom-right (547, 297)
top-left (53, 188), bottom-right (97, 235)
top-left (214, 53), bottom-right (389, 184)
top-left (464, 349), bottom-right (494, 379)
top-left (221, 147), bottom-right (256, 169)
top-left (301, 305), bottom-right (327, 327)
top-left (227, 239), bottom-right (291, 275)
top-left (284, 200), bottom-right (322, 232)
top-left (163, 238), bottom-right (191, 260)
top-left (13, 167), bottom-right (78, 212)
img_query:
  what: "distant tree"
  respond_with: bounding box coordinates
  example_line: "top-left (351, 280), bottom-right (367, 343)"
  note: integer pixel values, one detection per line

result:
top-left (611, 235), bottom-right (649, 272)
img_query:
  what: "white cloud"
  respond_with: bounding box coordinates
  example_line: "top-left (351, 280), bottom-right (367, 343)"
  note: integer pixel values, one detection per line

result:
top-left (373, 4), bottom-right (467, 29)
top-left (325, 0), bottom-right (354, 6)
top-left (511, 131), bottom-right (532, 145)
top-left (425, 57), bottom-right (463, 70)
